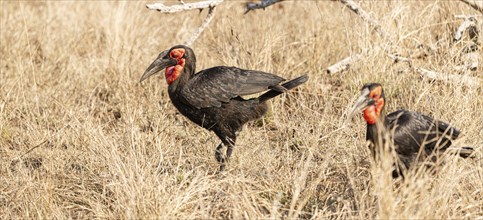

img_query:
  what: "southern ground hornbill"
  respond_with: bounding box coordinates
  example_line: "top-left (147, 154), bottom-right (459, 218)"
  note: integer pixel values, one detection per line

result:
top-left (140, 45), bottom-right (308, 170)
top-left (349, 83), bottom-right (474, 178)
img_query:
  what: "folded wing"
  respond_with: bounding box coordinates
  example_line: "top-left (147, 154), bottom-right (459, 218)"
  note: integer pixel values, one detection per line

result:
top-left (387, 110), bottom-right (460, 154)
top-left (180, 66), bottom-right (285, 108)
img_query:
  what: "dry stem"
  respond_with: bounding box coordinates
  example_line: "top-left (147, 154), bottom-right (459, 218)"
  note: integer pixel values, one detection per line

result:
top-left (146, 0), bottom-right (223, 13)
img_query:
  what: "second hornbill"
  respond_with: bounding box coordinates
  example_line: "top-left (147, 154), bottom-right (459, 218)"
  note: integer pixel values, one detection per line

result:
top-left (349, 83), bottom-right (474, 178)
top-left (140, 45), bottom-right (308, 170)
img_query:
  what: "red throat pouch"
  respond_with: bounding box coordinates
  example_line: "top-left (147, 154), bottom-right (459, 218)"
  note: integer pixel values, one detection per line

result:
top-left (363, 98), bottom-right (384, 125)
top-left (165, 58), bottom-right (185, 84)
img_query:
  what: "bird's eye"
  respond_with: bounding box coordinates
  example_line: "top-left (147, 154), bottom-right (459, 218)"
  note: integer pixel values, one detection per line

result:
top-left (169, 51), bottom-right (177, 58)
top-left (369, 86), bottom-right (382, 99)
top-left (369, 92), bottom-right (379, 99)
top-left (170, 48), bottom-right (186, 59)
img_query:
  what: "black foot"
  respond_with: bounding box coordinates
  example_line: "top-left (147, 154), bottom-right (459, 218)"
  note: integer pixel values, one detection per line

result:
top-left (219, 163), bottom-right (226, 172)
top-left (215, 143), bottom-right (227, 171)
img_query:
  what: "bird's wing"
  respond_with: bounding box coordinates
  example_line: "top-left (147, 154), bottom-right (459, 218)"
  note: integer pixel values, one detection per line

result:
top-left (420, 114), bottom-right (460, 139)
top-left (387, 110), bottom-right (459, 154)
top-left (180, 66), bottom-right (285, 108)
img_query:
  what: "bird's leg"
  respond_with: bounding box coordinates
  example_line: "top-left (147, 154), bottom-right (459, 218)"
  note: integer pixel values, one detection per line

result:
top-left (215, 143), bottom-right (227, 171)
top-left (221, 136), bottom-right (237, 171)
top-left (215, 142), bottom-right (225, 160)
top-left (214, 138), bottom-right (236, 171)
top-left (224, 136), bottom-right (236, 162)
top-left (214, 129), bottom-right (237, 171)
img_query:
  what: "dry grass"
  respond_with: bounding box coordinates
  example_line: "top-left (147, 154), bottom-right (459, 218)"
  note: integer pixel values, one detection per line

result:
top-left (1, 1), bottom-right (482, 219)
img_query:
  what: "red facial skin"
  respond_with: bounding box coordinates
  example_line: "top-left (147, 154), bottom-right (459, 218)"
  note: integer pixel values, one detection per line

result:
top-left (363, 86), bottom-right (384, 125)
top-left (165, 48), bottom-right (186, 85)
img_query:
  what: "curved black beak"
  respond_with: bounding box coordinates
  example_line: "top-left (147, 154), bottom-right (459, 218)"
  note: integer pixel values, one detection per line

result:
top-left (349, 88), bottom-right (375, 118)
top-left (140, 50), bottom-right (177, 82)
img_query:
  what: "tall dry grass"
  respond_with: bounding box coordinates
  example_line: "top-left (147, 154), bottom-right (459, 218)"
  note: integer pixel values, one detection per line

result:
top-left (1, 1), bottom-right (482, 219)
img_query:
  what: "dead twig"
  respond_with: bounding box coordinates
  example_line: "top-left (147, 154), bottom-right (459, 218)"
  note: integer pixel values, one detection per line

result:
top-left (327, 54), bottom-right (364, 74)
top-left (339, 0), bottom-right (387, 39)
top-left (326, 0), bottom-right (392, 74)
top-left (184, 6), bottom-right (217, 46)
top-left (328, 2), bottom-right (481, 75)
top-left (146, 0), bottom-right (223, 13)
top-left (453, 15), bottom-right (480, 72)
top-left (454, 16), bottom-right (478, 42)
top-left (146, 0), bottom-right (223, 46)
top-left (21, 140), bottom-right (49, 158)
top-left (10, 140), bottom-right (48, 166)
top-left (245, 0), bottom-right (284, 14)
top-left (416, 68), bottom-right (481, 88)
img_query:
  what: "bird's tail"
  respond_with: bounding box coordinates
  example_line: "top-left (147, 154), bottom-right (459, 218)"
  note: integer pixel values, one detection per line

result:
top-left (458, 146), bottom-right (475, 158)
top-left (258, 74), bottom-right (308, 102)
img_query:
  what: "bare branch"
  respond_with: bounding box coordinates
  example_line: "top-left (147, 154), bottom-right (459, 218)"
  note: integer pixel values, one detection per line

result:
top-left (245, 0), bottom-right (283, 14)
top-left (454, 16), bottom-right (478, 42)
top-left (184, 6), bottom-right (216, 46)
top-left (146, 0), bottom-right (223, 13)
top-left (339, 0), bottom-right (387, 39)
top-left (326, 54), bottom-right (363, 74)
top-left (453, 16), bottom-right (479, 72)
top-left (146, 0), bottom-right (223, 46)
top-left (459, 0), bottom-right (483, 14)
top-left (328, 1), bottom-right (481, 75)
top-left (327, 0), bottom-right (392, 74)
top-left (416, 68), bottom-right (481, 88)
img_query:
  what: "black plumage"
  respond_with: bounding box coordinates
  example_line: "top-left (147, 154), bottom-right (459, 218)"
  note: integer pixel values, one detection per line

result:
top-left (141, 45), bottom-right (308, 170)
top-left (351, 83), bottom-right (474, 178)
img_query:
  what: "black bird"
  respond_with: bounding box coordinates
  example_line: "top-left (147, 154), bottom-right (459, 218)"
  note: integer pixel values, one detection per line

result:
top-left (140, 45), bottom-right (308, 170)
top-left (349, 83), bottom-right (474, 178)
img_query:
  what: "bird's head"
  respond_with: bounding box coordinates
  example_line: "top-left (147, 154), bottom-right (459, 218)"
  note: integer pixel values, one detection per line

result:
top-left (349, 83), bottom-right (385, 125)
top-left (140, 45), bottom-right (196, 84)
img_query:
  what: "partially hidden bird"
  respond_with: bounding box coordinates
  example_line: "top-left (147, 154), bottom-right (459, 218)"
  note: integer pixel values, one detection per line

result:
top-left (349, 83), bottom-right (474, 178)
top-left (140, 45), bottom-right (308, 170)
